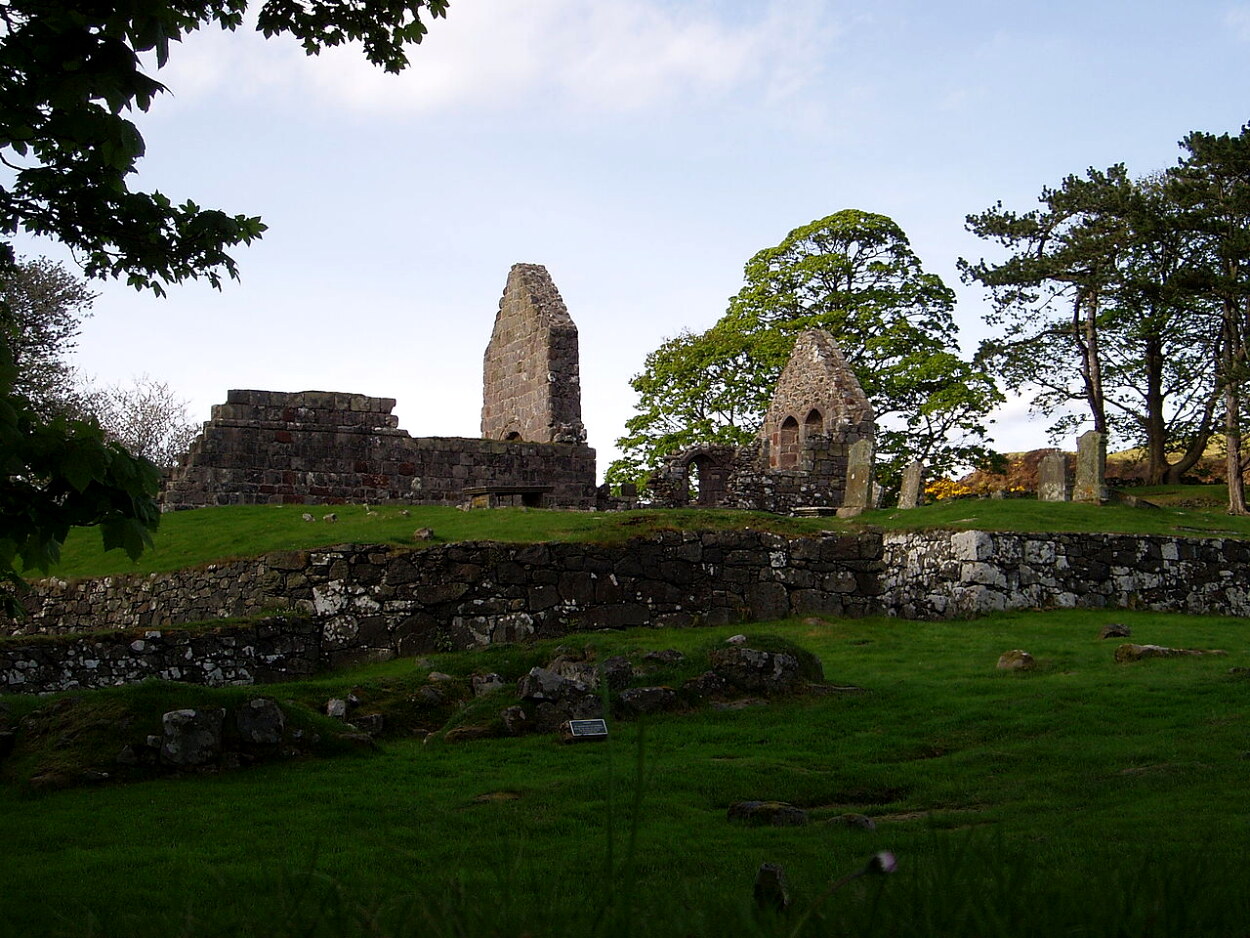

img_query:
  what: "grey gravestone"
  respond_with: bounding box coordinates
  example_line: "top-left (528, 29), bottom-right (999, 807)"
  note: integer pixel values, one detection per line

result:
top-left (1073, 430), bottom-right (1108, 503)
top-left (1038, 450), bottom-right (1068, 501)
top-left (897, 460), bottom-right (924, 509)
top-left (842, 438), bottom-right (874, 509)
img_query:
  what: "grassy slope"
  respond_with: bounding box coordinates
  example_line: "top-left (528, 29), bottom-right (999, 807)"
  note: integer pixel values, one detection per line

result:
top-left (32, 485), bottom-right (1250, 583)
top-left (3, 611), bottom-right (1249, 936)
top-left (38, 505), bottom-right (848, 581)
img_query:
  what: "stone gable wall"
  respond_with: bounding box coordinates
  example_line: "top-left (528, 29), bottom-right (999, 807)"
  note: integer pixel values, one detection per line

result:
top-left (651, 330), bottom-right (876, 512)
top-left (761, 330), bottom-right (874, 454)
top-left (161, 389), bottom-right (597, 510)
top-left (481, 264), bottom-right (586, 444)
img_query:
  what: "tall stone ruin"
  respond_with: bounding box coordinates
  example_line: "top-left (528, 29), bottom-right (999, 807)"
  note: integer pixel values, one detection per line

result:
top-left (651, 329), bottom-right (876, 513)
top-left (481, 264), bottom-right (586, 444)
top-left (161, 264), bottom-right (597, 511)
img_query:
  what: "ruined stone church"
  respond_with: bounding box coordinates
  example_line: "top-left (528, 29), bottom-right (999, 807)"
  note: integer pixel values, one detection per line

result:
top-left (161, 265), bottom-right (875, 514)
top-left (648, 329), bottom-right (875, 514)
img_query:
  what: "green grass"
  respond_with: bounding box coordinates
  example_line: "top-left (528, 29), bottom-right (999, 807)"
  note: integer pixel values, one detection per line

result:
top-left (37, 504), bottom-right (850, 581)
top-left (859, 483), bottom-right (1250, 538)
top-left (30, 484), bottom-right (1250, 583)
top-left (3, 610), bottom-right (1249, 936)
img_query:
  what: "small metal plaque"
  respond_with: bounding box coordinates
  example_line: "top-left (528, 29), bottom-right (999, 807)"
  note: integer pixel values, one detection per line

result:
top-left (567, 719), bottom-right (608, 738)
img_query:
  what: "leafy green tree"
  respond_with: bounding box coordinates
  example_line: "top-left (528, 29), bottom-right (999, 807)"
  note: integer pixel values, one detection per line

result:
top-left (607, 324), bottom-right (763, 491)
top-left (1167, 124), bottom-right (1250, 513)
top-left (0, 257), bottom-right (95, 418)
top-left (610, 210), bottom-right (1002, 491)
top-left (0, 0), bottom-right (450, 600)
top-left (963, 165), bottom-right (1222, 486)
top-left (1, 341), bottom-right (161, 614)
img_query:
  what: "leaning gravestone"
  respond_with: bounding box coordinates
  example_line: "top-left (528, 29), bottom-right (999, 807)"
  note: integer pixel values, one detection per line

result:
top-left (1038, 451), bottom-right (1068, 502)
top-left (897, 460), bottom-right (924, 509)
top-left (1073, 430), bottom-right (1108, 504)
top-left (841, 438), bottom-right (874, 511)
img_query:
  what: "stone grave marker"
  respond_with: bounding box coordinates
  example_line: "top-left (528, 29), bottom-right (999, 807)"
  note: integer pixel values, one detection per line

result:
top-left (897, 460), bottom-right (924, 509)
top-left (841, 438), bottom-right (874, 512)
top-left (1073, 430), bottom-right (1108, 504)
top-left (1038, 451), bottom-right (1068, 502)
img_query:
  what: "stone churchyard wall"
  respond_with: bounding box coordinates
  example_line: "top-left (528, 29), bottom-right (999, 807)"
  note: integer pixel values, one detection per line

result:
top-left (162, 390), bottom-right (597, 510)
top-left (7, 529), bottom-right (1249, 693)
top-left (883, 530), bottom-right (1250, 619)
top-left (3, 531), bottom-right (885, 692)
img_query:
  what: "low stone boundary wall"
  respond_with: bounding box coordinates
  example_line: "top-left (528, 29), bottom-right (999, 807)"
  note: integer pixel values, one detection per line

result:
top-left (882, 530), bottom-right (1250, 618)
top-left (5, 532), bottom-right (885, 670)
top-left (6, 529), bottom-right (1248, 693)
top-left (0, 618), bottom-right (321, 695)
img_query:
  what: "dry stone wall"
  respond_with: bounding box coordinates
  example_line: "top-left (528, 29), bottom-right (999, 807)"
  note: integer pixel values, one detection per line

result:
top-left (8, 529), bottom-right (1250, 693)
top-left (162, 390), bottom-right (596, 510)
top-left (5, 532), bottom-right (883, 668)
top-left (883, 530), bottom-right (1250, 618)
top-left (1, 618), bottom-right (321, 695)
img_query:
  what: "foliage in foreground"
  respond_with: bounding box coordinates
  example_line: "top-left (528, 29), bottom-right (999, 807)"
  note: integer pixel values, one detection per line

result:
top-left (2, 611), bottom-right (1248, 936)
top-left (0, 0), bottom-right (450, 616)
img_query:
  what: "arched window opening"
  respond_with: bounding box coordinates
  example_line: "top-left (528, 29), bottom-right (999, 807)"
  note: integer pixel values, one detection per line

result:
top-left (776, 416), bottom-right (800, 469)
top-left (805, 408), bottom-right (824, 437)
top-left (504, 431), bottom-right (522, 441)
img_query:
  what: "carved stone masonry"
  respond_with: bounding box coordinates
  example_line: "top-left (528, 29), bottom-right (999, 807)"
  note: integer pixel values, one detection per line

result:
top-left (897, 460), bottom-right (924, 510)
top-left (481, 263), bottom-right (586, 444)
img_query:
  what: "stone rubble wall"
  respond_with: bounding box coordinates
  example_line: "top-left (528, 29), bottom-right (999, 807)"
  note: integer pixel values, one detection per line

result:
top-left (723, 432), bottom-right (875, 513)
top-left (6, 529), bottom-right (1248, 693)
top-left (651, 434), bottom-right (873, 513)
top-left (0, 618), bottom-right (321, 695)
top-left (162, 389), bottom-right (597, 510)
top-left (882, 530), bottom-right (1250, 618)
top-left (4, 532), bottom-right (884, 677)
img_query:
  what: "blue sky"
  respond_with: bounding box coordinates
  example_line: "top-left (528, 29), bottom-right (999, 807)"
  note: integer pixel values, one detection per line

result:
top-left (18, 0), bottom-right (1250, 473)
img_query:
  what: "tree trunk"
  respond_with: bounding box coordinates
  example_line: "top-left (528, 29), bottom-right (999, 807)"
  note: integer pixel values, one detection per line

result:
top-left (1074, 291), bottom-right (1107, 434)
top-left (1163, 388), bottom-right (1218, 484)
top-left (1222, 312), bottom-right (1248, 514)
top-left (1143, 332), bottom-right (1167, 484)
top-left (1225, 385), bottom-right (1247, 514)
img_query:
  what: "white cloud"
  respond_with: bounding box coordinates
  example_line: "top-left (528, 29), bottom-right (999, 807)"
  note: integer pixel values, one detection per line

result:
top-left (147, 0), bottom-right (839, 117)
